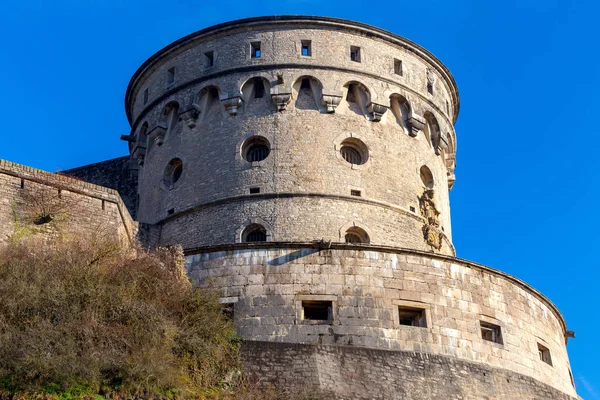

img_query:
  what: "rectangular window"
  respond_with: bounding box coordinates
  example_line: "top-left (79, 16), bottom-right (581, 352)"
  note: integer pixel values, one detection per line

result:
top-left (398, 306), bottom-right (427, 327)
top-left (538, 343), bottom-right (552, 366)
top-left (427, 82), bottom-right (434, 95)
top-left (251, 42), bottom-right (261, 58)
top-left (167, 67), bottom-right (175, 84)
top-left (394, 58), bottom-right (403, 75)
top-left (350, 46), bottom-right (361, 62)
top-left (480, 321), bottom-right (503, 344)
top-left (249, 187), bottom-right (260, 194)
top-left (167, 208), bottom-right (175, 215)
top-left (143, 88), bottom-right (148, 105)
top-left (302, 300), bottom-right (332, 321)
top-left (205, 51), bottom-right (214, 67)
top-left (301, 40), bottom-right (312, 56)
top-left (350, 190), bottom-right (361, 197)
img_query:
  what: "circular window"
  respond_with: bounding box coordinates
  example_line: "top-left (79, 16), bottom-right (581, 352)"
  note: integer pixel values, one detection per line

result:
top-left (420, 165), bottom-right (434, 189)
top-left (242, 224), bottom-right (267, 242)
top-left (242, 136), bottom-right (271, 162)
top-left (163, 158), bottom-right (183, 190)
top-left (340, 139), bottom-right (368, 166)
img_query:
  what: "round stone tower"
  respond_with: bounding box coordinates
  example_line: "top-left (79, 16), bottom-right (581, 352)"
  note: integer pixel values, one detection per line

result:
top-left (125, 16), bottom-right (578, 399)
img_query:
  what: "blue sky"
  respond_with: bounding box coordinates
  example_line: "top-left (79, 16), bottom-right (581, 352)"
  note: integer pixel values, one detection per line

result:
top-left (1, 0), bottom-right (598, 396)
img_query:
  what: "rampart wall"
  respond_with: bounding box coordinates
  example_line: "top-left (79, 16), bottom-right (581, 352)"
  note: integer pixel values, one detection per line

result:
top-left (0, 159), bottom-right (136, 246)
top-left (186, 244), bottom-right (576, 397)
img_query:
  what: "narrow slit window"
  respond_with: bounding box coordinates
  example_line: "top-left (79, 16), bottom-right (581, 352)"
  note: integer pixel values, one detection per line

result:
top-left (398, 306), bottom-right (427, 327)
top-left (427, 81), bottom-right (434, 95)
top-left (538, 343), bottom-right (552, 366)
top-left (302, 300), bottom-right (332, 321)
top-left (205, 51), bottom-right (214, 67)
top-left (167, 208), bottom-right (175, 215)
top-left (301, 40), bottom-right (311, 56)
top-left (167, 67), bottom-right (175, 85)
top-left (394, 59), bottom-right (403, 75)
top-left (480, 322), bottom-right (503, 344)
top-left (249, 187), bottom-right (260, 194)
top-left (254, 81), bottom-right (264, 98)
top-left (350, 190), bottom-right (361, 197)
top-left (143, 88), bottom-right (148, 105)
top-left (251, 42), bottom-right (261, 58)
top-left (350, 46), bottom-right (361, 62)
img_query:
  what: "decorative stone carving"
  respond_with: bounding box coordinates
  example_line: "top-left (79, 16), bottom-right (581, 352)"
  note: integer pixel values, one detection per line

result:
top-left (426, 68), bottom-right (436, 88)
top-left (270, 87), bottom-right (292, 111)
top-left (321, 92), bottom-right (343, 113)
top-left (221, 96), bottom-right (244, 116)
top-left (369, 103), bottom-right (388, 122)
top-left (407, 114), bottom-right (426, 137)
top-left (149, 125), bottom-right (167, 147)
top-left (420, 189), bottom-right (444, 250)
top-left (179, 104), bottom-right (200, 128)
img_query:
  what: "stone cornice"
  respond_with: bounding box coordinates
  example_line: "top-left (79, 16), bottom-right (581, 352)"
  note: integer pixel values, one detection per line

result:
top-left (125, 15), bottom-right (460, 125)
top-left (183, 241), bottom-right (569, 336)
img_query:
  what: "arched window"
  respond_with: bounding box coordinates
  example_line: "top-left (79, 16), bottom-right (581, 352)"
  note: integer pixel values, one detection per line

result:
top-left (344, 227), bottom-right (370, 244)
top-left (343, 82), bottom-right (371, 117)
top-left (241, 77), bottom-right (269, 110)
top-left (293, 76), bottom-right (322, 111)
top-left (242, 224), bottom-right (267, 242)
top-left (423, 112), bottom-right (441, 153)
top-left (196, 86), bottom-right (222, 121)
top-left (163, 158), bottom-right (183, 190)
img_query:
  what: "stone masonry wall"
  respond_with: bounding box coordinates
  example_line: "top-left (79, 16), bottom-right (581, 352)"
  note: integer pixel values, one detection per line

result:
top-left (241, 341), bottom-right (578, 400)
top-left (127, 18), bottom-right (457, 254)
top-left (186, 245), bottom-right (576, 397)
top-left (0, 159), bottom-right (135, 246)
top-left (62, 156), bottom-right (138, 219)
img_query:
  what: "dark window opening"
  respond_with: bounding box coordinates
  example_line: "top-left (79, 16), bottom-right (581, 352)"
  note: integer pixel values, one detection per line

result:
top-left (300, 78), bottom-right (311, 89)
top-left (167, 208), bottom-right (175, 215)
top-left (249, 187), bottom-right (260, 194)
top-left (480, 322), bottom-right (503, 344)
top-left (57, 189), bottom-right (62, 199)
top-left (446, 100), bottom-right (449, 113)
top-left (341, 146), bottom-right (362, 165)
top-left (301, 40), bottom-right (311, 56)
top-left (222, 303), bottom-right (234, 321)
top-left (302, 300), bottom-right (332, 321)
top-left (350, 190), bottom-right (361, 197)
top-left (163, 158), bottom-right (183, 190)
top-left (243, 224), bottom-right (267, 242)
top-left (538, 343), bottom-right (553, 366)
top-left (350, 46), bottom-right (361, 62)
top-left (172, 164), bottom-right (183, 183)
top-left (205, 51), bottom-right (214, 67)
top-left (427, 82), bottom-right (434, 95)
top-left (20, 178), bottom-right (24, 189)
top-left (410, 206), bottom-right (416, 213)
top-left (243, 137), bottom-right (271, 163)
top-left (167, 67), bottom-right (175, 84)
top-left (345, 233), bottom-right (362, 243)
top-left (254, 81), bottom-right (264, 98)
top-left (143, 88), bottom-right (149, 105)
top-left (398, 306), bottom-right (427, 327)
top-left (251, 42), bottom-right (261, 58)
top-left (101, 200), bottom-right (105, 210)
top-left (394, 59), bottom-right (403, 76)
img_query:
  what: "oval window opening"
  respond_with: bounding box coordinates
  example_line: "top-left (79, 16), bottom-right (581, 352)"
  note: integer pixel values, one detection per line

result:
top-left (243, 136), bottom-right (271, 162)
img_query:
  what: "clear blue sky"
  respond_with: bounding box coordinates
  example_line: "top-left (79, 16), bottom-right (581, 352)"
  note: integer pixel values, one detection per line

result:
top-left (1, 0), bottom-right (598, 396)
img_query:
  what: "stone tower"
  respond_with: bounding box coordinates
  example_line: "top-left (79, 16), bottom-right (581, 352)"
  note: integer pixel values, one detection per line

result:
top-left (124, 16), bottom-right (578, 399)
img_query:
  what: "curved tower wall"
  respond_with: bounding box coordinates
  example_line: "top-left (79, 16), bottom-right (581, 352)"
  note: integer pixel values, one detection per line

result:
top-left (127, 17), bottom-right (458, 255)
top-left (125, 17), bottom-right (577, 399)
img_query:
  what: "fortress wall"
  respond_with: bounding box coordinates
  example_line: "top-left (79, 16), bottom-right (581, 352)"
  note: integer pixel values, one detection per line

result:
top-left (186, 246), bottom-right (575, 397)
top-left (241, 341), bottom-right (578, 400)
top-left (159, 196), bottom-right (454, 255)
top-left (62, 156), bottom-right (138, 219)
top-left (0, 159), bottom-right (136, 246)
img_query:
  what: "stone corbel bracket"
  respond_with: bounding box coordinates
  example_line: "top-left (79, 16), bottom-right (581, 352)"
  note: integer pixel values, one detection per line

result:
top-left (369, 102), bottom-right (388, 122)
top-left (445, 153), bottom-right (456, 190)
top-left (407, 114), bottom-right (426, 137)
top-left (321, 91), bottom-right (343, 113)
top-left (179, 103), bottom-right (201, 128)
top-left (270, 87), bottom-right (292, 112)
top-left (149, 125), bottom-right (167, 147)
top-left (221, 96), bottom-right (244, 116)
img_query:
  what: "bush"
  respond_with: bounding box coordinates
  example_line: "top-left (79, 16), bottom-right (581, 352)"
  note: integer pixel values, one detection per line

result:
top-left (0, 234), bottom-right (239, 399)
